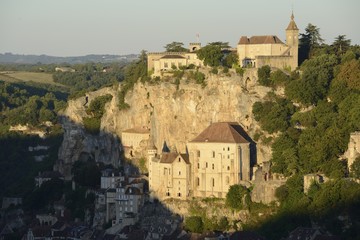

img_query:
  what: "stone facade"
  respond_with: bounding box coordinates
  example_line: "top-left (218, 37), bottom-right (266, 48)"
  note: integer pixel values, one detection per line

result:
top-left (148, 122), bottom-right (252, 200)
top-left (121, 127), bottom-right (150, 158)
top-left (147, 43), bottom-right (203, 77)
top-left (149, 152), bottom-right (191, 200)
top-left (237, 14), bottom-right (299, 70)
top-left (344, 131), bottom-right (360, 173)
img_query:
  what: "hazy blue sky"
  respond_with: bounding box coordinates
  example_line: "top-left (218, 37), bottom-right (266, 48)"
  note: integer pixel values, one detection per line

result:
top-left (1, 0), bottom-right (359, 57)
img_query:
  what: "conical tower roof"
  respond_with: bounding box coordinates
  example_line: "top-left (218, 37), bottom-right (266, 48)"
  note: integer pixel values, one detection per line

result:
top-left (286, 12), bottom-right (299, 31)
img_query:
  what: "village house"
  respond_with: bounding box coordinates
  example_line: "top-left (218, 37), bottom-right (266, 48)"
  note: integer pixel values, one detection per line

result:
top-left (147, 43), bottom-right (203, 77)
top-left (148, 122), bottom-right (252, 200)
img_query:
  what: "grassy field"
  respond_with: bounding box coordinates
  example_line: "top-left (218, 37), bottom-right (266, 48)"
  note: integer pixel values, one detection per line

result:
top-left (0, 71), bottom-right (65, 87)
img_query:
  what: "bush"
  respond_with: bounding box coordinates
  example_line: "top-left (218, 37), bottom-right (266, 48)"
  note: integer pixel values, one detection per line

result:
top-left (236, 67), bottom-right (245, 76)
top-left (83, 117), bottom-right (101, 135)
top-left (210, 67), bottom-right (218, 74)
top-left (258, 65), bottom-right (271, 86)
top-left (226, 184), bottom-right (249, 210)
top-left (185, 216), bottom-right (203, 233)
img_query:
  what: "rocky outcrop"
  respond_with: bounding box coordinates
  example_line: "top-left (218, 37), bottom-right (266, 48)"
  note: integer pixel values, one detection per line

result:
top-left (57, 70), bottom-right (274, 178)
top-left (56, 88), bottom-right (122, 180)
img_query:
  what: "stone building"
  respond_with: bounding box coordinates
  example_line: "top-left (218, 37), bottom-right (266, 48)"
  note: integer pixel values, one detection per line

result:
top-left (121, 127), bottom-right (150, 158)
top-left (148, 152), bottom-right (191, 200)
top-left (147, 43), bottom-right (203, 77)
top-left (237, 13), bottom-right (299, 70)
top-left (148, 122), bottom-right (252, 200)
top-left (344, 131), bottom-right (360, 173)
top-left (187, 122), bottom-right (251, 198)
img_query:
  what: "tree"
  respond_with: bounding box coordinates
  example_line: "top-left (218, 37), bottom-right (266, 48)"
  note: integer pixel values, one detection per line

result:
top-left (351, 157), bottom-right (360, 178)
top-left (226, 184), bottom-right (248, 210)
top-left (258, 65), bottom-right (271, 86)
top-left (332, 35), bottom-right (351, 56)
top-left (223, 52), bottom-right (239, 68)
top-left (164, 42), bottom-right (188, 52)
top-left (185, 216), bottom-right (203, 233)
top-left (299, 23), bottom-right (324, 62)
top-left (197, 44), bottom-right (223, 67)
top-left (303, 23), bottom-right (324, 47)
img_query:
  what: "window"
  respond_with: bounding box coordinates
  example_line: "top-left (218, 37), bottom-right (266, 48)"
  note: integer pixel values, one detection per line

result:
top-left (212, 164), bottom-right (214, 170)
top-left (178, 158), bottom-right (181, 162)
top-left (206, 162), bottom-right (208, 168)
top-left (212, 151), bottom-right (215, 158)
top-left (179, 171), bottom-right (181, 175)
top-left (178, 193), bottom-right (181, 197)
top-left (228, 147), bottom-right (230, 151)
top-left (227, 166), bottom-right (230, 171)
top-left (196, 177), bottom-right (200, 186)
top-left (164, 63), bottom-right (168, 68)
top-left (197, 151), bottom-right (200, 157)
top-left (197, 162), bottom-right (200, 169)
top-left (211, 178), bottom-right (215, 187)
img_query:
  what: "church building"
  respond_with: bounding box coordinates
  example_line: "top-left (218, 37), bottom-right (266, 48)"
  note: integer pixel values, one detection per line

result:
top-left (148, 122), bottom-right (251, 200)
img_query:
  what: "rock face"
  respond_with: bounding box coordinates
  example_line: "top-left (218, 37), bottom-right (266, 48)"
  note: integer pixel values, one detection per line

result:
top-left (55, 88), bottom-right (122, 180)
top-left (57, 70), bottom-right (273, 178)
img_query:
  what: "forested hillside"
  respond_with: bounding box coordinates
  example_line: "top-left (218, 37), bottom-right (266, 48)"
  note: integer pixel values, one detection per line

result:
top-left (250, 30), bottom-right (360, 239)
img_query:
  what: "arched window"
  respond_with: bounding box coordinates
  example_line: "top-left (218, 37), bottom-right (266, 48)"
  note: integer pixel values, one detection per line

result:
top-left (196, 177), bottom-right (200, 186)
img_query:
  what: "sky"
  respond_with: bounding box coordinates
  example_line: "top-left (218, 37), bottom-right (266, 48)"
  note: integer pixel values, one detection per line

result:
top-left (0, 0), bottom-right (359, 57)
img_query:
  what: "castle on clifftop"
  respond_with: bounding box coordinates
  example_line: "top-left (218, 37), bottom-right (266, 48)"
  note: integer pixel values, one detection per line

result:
top-left (147, 13), bottom-right (299, 76)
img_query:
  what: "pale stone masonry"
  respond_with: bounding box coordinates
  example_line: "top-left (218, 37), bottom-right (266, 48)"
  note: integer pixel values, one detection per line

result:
top-left (147, 43), bottom-right (203, 77)
top-left (188, 122), bottom-right (251, 198)
top-left (237, 13), bottom-right (299, 70)
top-left (147, 13), bottom-right (299, 76)
top-left (148, 122), bottom-right (251, 200)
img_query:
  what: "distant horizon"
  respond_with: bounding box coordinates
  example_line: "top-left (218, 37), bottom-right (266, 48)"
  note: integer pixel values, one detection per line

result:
top-left (1, 0), bottom-right (359, 57)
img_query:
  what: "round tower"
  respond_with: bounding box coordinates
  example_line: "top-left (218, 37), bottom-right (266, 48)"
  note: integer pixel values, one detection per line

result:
top-left (286, 12), bottom-right (299, 69)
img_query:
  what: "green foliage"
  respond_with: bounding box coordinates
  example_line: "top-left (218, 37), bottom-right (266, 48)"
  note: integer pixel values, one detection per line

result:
top-left (285, 54), bottom-right (338, 105)
top-left (197, 44), bottom-right (223, 67)
top-left (83, 117), bottom-right (101, 135)
top-left (351, 157), bottom-right (360, 178)
top-left (257, 65), bottom-right (271, 86)
top-left (138, 157), bottom-right (148, 173)
top-left (270, 70), bottom-right (290, 86)
top-left (86, 94), bottom-right (113, 118)
top-left (185, 216), bottom-right (203, 233)
top-left (0, 81), bottom-right (66, 126)
top-left (53, 63), bottom-right (124, 95)
top-left (223, 52), bottom-right (239, 68)
top-left (117, 50), bottom-right (148, 110)
top-left (217, 216), bottom-right (229, 231)
top-left (225, 184), bottom-right (249, 210)
top-left (252, 97), bottom-right (296, 134)
top-left (0, 131), bottom-right (63, 198)
top-left (187, 70), bottom-right (206, 87)
top-left (164, 42), bottom-right (188, 52)
top-left (235, 66), bottom-right (245, 76)
top-left (210, 67), bottom-right (218, 74)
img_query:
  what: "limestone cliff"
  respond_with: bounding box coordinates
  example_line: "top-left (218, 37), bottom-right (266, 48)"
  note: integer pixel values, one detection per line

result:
top-left (57, 70), bottom-right (273, 178)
